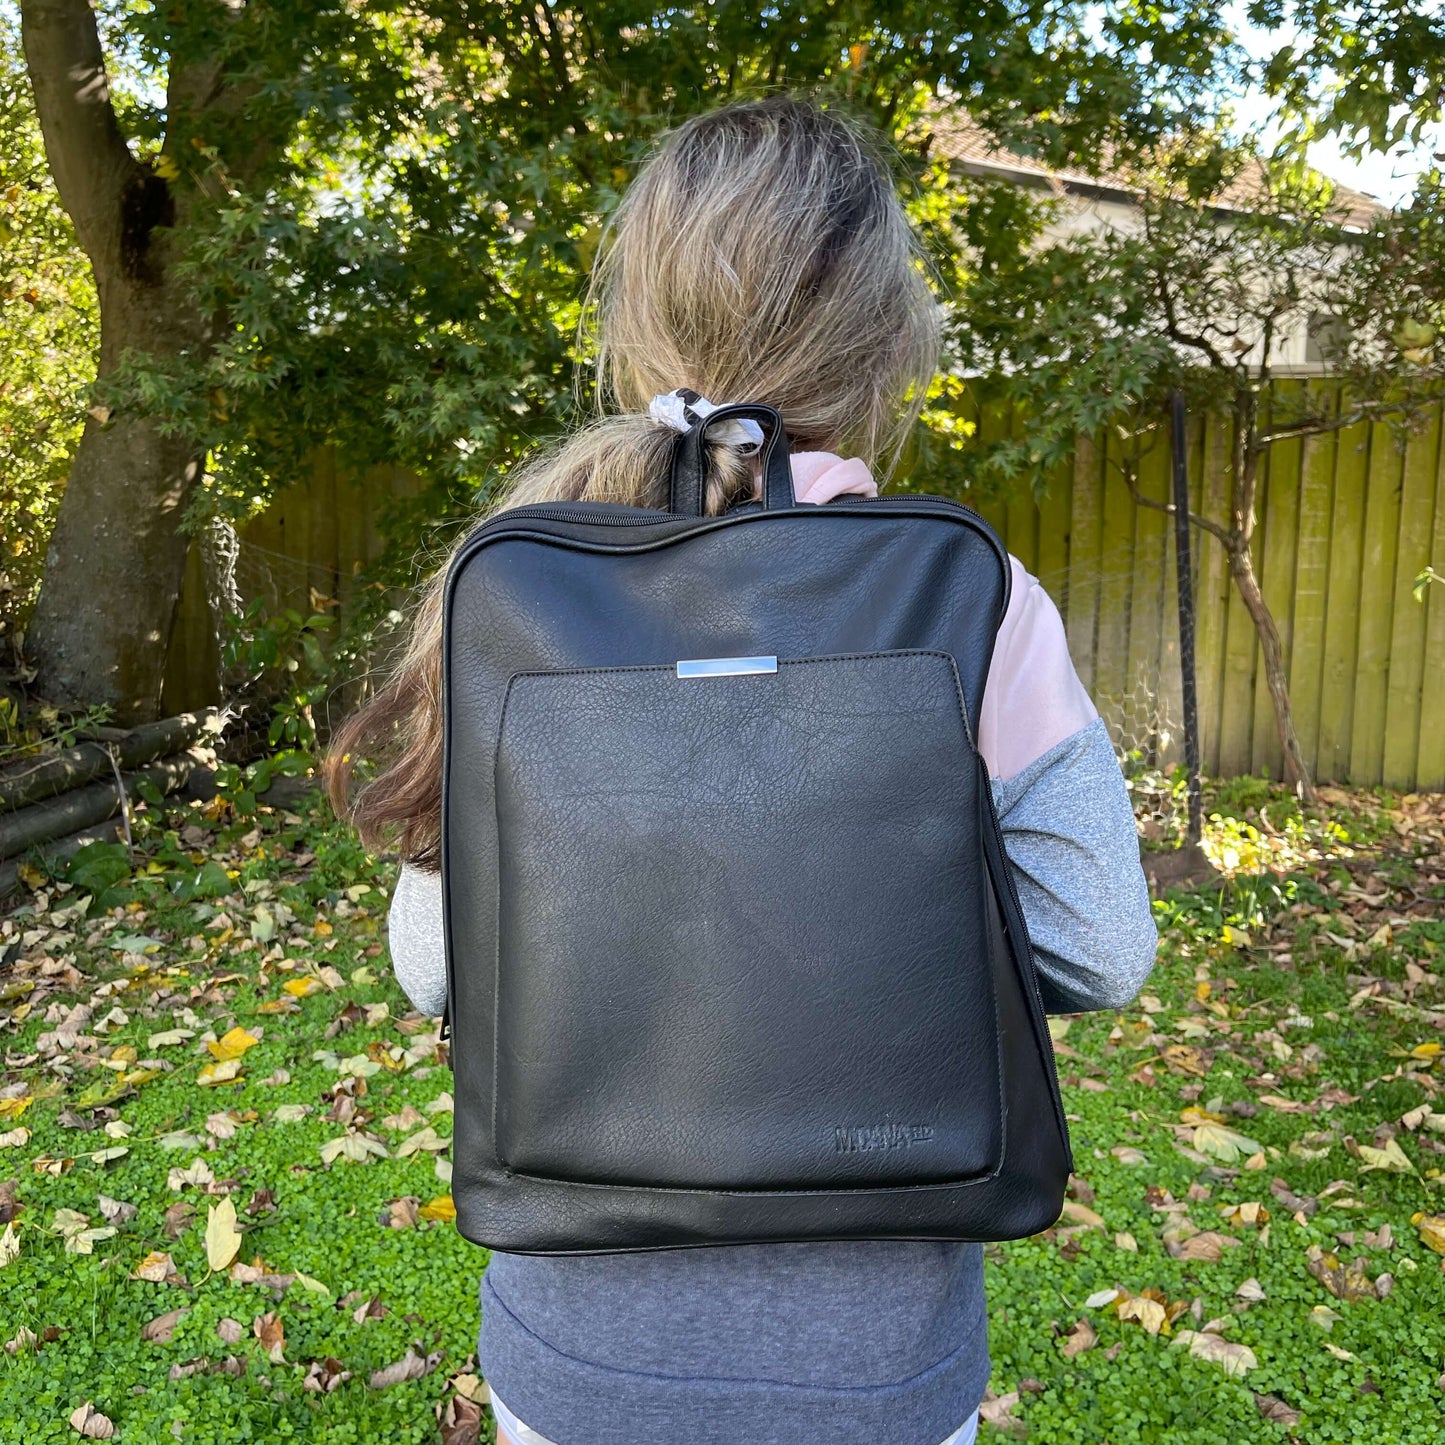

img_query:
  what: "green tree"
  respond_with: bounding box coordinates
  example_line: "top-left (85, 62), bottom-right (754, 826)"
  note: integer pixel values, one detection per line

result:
top-left (1247, 0), bottom-right (1445, 157)
top-left (17, 0), bottom-right (1239, 721)
top-left (952, 142), bottom-right (1445, 799)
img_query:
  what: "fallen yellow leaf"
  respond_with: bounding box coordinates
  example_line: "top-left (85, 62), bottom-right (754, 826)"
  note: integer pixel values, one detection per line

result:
top-left (205, 1198), bottom-right (243, 1273)
top-left (419, 1195), bottom-right (457, 1222)
top-left (1305, 1245), bottom-right (1380, 1303)
top-left (1163, 1044), bottom-right (1210, 1077)
top-left (1118, 1295), bottom-right (1168, 1334)
top-left (1193, 1121), bottom-right (1262, 1163)
top-left (1219, 1201), bottom-right (1270, 1228)
top-left (132, 1250), bottom-right (184, 1284)
top-left (1410, 1212), bottom-right (1445, 1255)
top-left (1352, 1137), bottom-right (1414, 1173)
top-left (197, 1058), bottom-right (243, 1087)
top-left (282, 977), bottom-right (323, 998)
top-left (207, 1027), bottom-right (259, 1061)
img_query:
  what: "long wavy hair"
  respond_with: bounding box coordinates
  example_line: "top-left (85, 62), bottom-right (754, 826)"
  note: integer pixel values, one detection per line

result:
top-left (324, 92), bottom-right (944, 866)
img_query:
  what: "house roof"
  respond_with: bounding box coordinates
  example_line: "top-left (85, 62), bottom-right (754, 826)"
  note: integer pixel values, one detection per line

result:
top-left (920, 109), bottom-right (1387, 231)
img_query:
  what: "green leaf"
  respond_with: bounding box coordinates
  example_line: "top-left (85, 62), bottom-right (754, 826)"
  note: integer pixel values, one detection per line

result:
top-left (171, 860), bottom-right (234, 902)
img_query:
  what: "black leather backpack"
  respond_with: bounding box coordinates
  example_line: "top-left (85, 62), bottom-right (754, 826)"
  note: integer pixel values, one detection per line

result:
top-left (439, 404), bottom-right (1072, 1254)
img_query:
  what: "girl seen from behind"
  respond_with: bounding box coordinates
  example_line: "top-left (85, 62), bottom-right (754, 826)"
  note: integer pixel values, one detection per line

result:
top-left (326, 91), bottom-right (1158, 1445)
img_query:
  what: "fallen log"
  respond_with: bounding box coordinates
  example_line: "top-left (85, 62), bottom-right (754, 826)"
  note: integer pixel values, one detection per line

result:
top-left (0, 820), bottom-right (123, 903)
top-left (0, 710), bottom-right (225, 813)
top-left (0, 751), bottom-right (203, 863)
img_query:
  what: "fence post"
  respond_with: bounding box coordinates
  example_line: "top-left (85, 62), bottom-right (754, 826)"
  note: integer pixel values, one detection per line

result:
top-left (1171, 391), bottom-right (1204, 845)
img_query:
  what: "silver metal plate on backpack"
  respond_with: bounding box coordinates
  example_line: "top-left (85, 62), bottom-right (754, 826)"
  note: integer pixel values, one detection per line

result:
top-left (675, 656), bottom-right (778, 678)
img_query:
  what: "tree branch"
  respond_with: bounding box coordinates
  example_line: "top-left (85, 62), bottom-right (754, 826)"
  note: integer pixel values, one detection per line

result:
top-left (1157, 266), bottom-right (1234, 375)
top-left (1123, 470), bottom-right (1233, 545)
top-left (19, 0), bottom-right (141, 262)
top-left (1255, 395), bottom-right (1438, 447)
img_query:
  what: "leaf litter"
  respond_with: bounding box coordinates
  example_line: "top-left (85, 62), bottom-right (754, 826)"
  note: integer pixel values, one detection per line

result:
top-left (3, 778), bottom-right (1443, 1438)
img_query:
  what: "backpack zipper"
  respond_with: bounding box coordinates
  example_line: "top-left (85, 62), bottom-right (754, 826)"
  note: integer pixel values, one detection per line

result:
top-left (481, 492), bottom-right (988, 532)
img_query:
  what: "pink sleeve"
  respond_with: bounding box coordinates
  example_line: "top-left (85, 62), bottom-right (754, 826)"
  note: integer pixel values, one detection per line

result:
top-left (977, 556), bottom-right (1098, 782)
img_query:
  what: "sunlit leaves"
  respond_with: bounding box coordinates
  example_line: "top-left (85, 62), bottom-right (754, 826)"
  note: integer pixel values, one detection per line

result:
top-left (1246, 0), bottom-right (1445, 157)
top-left (0, 19), bottom-right (99, 633)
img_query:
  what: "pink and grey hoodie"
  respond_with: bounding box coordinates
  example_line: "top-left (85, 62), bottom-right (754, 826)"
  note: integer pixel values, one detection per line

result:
top-left (387, 451), bottom-right (1158, 1445)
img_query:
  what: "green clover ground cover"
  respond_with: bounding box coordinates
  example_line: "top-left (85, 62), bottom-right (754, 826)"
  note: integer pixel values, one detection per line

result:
top-left (1, 782), bottom-right (1443, 1443)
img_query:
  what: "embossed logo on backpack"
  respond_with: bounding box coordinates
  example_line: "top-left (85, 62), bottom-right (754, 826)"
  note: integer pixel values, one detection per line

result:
top-left (834, 1123), bottom-right (935, 1152)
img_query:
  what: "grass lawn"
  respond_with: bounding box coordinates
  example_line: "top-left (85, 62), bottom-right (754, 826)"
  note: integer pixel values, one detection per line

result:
top-left (1, 778), bottom-right (1442, 1443)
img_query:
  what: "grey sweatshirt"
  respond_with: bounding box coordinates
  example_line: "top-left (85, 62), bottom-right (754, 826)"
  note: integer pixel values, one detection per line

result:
top-left (386, 713), bottom-right (1157, 1445)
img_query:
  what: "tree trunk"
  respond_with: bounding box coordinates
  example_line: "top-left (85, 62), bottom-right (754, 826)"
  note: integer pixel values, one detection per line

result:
top-left (26, 288), bottom-right (210, 723)
top-left (20, 0), bottom-right (215, 724)
top-left (1225, 537), bottom-right (1317, 802)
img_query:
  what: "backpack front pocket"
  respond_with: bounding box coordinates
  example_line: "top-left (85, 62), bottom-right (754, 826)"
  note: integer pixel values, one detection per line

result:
top-left (490, 649), bottom-right (1004, 1193)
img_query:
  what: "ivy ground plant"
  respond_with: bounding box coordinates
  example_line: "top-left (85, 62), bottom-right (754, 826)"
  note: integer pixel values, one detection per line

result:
top-left (0, 779), bottom-right (1443, 1441)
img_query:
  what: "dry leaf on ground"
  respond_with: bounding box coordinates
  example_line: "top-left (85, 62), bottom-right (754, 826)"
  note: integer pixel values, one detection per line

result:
top-left (1411, 1212), bottom-right (1445, 1255)
top-left (302, 1356), bottom-right (351, 1393)
top-left (1254, 1393), bottom-right (1302, 1426)
top-left (207, 1027), bottom-right (260, 1061)
top-left (978, 1390), bottom-right (1027, 1440)
top-left (439, 1394), bottom-right (484, 1445)
top-left (131, 1251), bottom-right (186, 1286)
top-left (140, 1308), bottom-right (187, 1343)
top-left (254, 1311), bottom-right (286, 1363)
top-left (370, 1347), bottom-right (443, 1390)
top-left (1173, 1329), bottom-right (1257, 1376)
top-left (1117, 1295), bottom-right (1168, 1334)
top-left (1305, 1245), bottom-right (1381, 1303)
top-left (1348, 1137), bottom-right (1414, 1173)
top-left (1058, 1199), bottom-right (1106, 1229)
top-left (67, 1403), bottom-right (115, 1438)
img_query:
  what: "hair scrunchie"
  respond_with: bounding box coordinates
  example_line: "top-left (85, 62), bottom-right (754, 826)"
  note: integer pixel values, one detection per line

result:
top-left (647, 388), bottom-right (765, 455)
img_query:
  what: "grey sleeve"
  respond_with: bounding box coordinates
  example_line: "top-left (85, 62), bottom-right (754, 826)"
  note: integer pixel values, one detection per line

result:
top-left (386, 862), bottom-right (448, 1018)
top-left (990, 716), bottom-right (1159, 1014)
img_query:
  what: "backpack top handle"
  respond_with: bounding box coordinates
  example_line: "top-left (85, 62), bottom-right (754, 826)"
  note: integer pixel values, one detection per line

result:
top-left (668, 402), bottom-right (797, 517)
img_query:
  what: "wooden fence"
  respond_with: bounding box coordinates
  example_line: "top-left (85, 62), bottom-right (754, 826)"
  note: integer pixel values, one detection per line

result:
top-left (964, 381), bottom-right (1445, 790)
top-left (162, 456), bottom-right (428, 719)
top-left (164, 383), bottom-right (1445, 789)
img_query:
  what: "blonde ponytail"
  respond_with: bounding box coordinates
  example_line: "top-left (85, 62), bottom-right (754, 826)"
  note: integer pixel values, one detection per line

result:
top-left (325, 92), bottom-right (943, 863)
